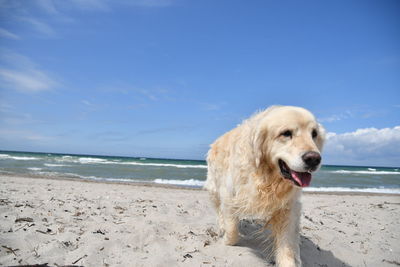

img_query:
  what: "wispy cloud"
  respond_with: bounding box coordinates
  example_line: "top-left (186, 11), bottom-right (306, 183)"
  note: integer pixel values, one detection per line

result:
top-left (19, 17), bottom-right (56, 37)
top-left (319, 110), bottom-right (353, 123)
top-left (90, 131), bottom-right (130, 142)
top-left (0, 100), bottom-right (45, 126)
top-left (0, 2), bottom-right (58, 39)
top-left (36, 0), bottom-right (60, 14)
top-left (324, 126), bottom-right (400, 166)
top-left (134, 88), bottom-right (159, 101)
top-left (36, 0), bottom-right (174, 13)
top-left (200, 102), bottom-right (225, 111)
top-left (102, 83), bottom-right (176, 105)
top-left (0, 28), bottom-right (21, 40)
top-left (0, 0), bottom-right (175, 41)
top-left (127, 0), bottom-right (175, 8)
top-left (0, 112), bottom-right (38, 125)
top-left (68, 0), bottom-right (110, 11)
top-left (0, 128), bottom-right (54, 142)
top-left (135, 125), bottom-right (195, 135)
top-left (0, 68), bottom-right (56, 92)
top-left (0, 50), bottom-right (58, 93)
top-left (319, 107), bottom-right (390, 123)
top-left (70, 0), bottom-right (175, 10)
top-left (81, 100), bottom-right (95, 107)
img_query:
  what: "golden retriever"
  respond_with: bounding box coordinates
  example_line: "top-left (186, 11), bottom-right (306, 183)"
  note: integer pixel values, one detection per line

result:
top-left (205, 106), bottom-right (325, 267)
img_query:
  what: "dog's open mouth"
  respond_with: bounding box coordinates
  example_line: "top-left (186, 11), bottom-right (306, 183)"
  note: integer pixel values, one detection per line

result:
top-left (278, 160), bottom-right (312, 187)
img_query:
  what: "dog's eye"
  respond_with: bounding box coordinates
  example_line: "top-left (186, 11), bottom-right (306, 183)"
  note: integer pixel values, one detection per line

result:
top-left (312, 129), bottom-right (318, 138)
top-left (281, 130), bottom-right (292, 138)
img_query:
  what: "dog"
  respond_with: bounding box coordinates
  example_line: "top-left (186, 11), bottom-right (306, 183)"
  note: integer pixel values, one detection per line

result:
top-left (205, 106), bottom-right (325, 267)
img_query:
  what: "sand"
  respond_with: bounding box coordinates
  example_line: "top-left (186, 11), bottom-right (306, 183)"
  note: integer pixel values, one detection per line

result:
top-left (0, 174), bottom-right (399, 267)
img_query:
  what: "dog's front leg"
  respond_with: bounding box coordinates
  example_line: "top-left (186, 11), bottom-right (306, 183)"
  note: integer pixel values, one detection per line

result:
top-left (269, 200), bottom-right (301, 267)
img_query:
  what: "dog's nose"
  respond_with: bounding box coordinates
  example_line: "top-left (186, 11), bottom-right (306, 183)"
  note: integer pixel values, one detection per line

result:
top-left (302, 151), bottom-right (321, 169)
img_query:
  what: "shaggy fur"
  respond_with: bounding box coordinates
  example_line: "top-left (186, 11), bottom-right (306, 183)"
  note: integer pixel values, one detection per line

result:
top-left (205, 106), bottom-right (325, 267)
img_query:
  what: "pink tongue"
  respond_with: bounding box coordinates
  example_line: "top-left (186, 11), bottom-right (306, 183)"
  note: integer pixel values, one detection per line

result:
top-left (290, 170), bottom-right (312, 187)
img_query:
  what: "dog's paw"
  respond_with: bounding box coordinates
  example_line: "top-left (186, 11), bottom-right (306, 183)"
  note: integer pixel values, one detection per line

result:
top-left (223, 232), bottom-right (239, 246)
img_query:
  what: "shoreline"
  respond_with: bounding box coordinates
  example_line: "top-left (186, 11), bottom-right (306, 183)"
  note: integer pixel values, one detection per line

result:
top-left (0, 173), bottom-right (399, 196)
top-left (0, 174), bottom-right (399, 266)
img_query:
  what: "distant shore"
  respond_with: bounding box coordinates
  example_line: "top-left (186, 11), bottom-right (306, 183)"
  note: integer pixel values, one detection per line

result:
top-left (0, 174), bottom-right (399, 267)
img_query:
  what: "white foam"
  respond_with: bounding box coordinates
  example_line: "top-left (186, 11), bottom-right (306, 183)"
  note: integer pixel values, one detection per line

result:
top-left (44, 163), bottom-right (69, 167)
top-left (118, 161), bottom-right (207, 169)
top-left (304, 187), bottom-right (400, 194)
top-left (53, 156), bottom-right (207, 169)
top-left (34, 171), bottom-right (63, 177)
top-left (333, 170), bottom-right (400, 175)
top-left (153, 178), bottom-right (205, 187)
top-left (55, 156), bottom-right (77, 163)
top-left (28, 167), bottom-right (42, 171)
top-left (78, 157), bottom-right (108, 164)
top-left (0, 154), bottom-right (39, 161)
top-left (66, 174), bottom-right (142, 184)
top-left (55, 156), bottom-right (110, 164)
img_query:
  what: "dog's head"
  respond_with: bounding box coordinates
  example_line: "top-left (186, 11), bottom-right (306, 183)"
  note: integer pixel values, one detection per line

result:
top-left (253, 106), bottom-right (325, 187)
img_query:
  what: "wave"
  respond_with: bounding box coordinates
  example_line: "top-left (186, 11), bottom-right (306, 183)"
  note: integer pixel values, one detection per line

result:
top-left (332, 170), bottom-right (400, 175)
top-left (304, 187), bottom-right (400, 194)
top-left (28, 167), bottom-right (42, 171)
top-left (48, 174), bottom-right (205, 187)
top-left (54, 156), bottom-right (207, 169)
top-left (153, 179), bottom-right (205, 187)
top-left (54, 156), bottom-right (77, 163)
top-left (78, 157), bottom-right (109, 164)
top-left (117, 162), bottom-right (207, 169)
top-left (44, 163), bottom-right (70, 167)
top-left (0, 154), bottom-right (39, 161)
top-left (55, 156), bottom-right (108, 164)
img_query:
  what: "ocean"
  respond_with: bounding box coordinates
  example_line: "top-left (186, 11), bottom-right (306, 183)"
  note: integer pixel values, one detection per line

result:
top-left (0, 151), bottom-right (399, 194)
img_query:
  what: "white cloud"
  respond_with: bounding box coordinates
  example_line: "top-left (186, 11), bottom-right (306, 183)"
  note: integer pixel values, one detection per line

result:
top-left (0, 28), bottom-right (20, 40)
top-left (323, 126), bottom-right (400, 167)
top-left (0, 50), bottom-right (58, 93)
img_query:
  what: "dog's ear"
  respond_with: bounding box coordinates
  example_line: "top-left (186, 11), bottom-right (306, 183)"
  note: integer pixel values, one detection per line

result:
top-left (252, 127), bottom-right (268, 168)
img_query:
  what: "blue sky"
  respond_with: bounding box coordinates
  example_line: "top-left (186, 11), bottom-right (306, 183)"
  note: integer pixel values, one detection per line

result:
top-left (0, 0), bottom-right (399, 166)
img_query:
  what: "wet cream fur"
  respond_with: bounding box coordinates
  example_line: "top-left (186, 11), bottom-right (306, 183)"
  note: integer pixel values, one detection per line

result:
top-left (205, 106), bottom-right (325, 267)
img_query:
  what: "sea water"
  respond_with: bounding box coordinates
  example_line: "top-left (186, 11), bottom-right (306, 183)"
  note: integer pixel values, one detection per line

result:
top-left (0, 151), bottom-right (399, 194)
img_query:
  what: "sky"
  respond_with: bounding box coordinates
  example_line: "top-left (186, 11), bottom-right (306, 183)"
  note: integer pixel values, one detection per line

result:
top-left (0, 0), bottom-right (399, 166)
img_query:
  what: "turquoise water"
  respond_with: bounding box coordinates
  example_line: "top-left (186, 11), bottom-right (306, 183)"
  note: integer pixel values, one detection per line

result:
top-left (0, 151), bottom-right (399, 194)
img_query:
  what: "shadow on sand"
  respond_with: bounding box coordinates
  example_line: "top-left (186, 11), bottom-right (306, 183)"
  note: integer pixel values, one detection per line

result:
top-left (236, 220), bottom-right (350, 267)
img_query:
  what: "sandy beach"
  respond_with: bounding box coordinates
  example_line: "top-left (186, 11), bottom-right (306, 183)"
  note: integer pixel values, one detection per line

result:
top-left (0, 174), bottom-right (399, 267)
